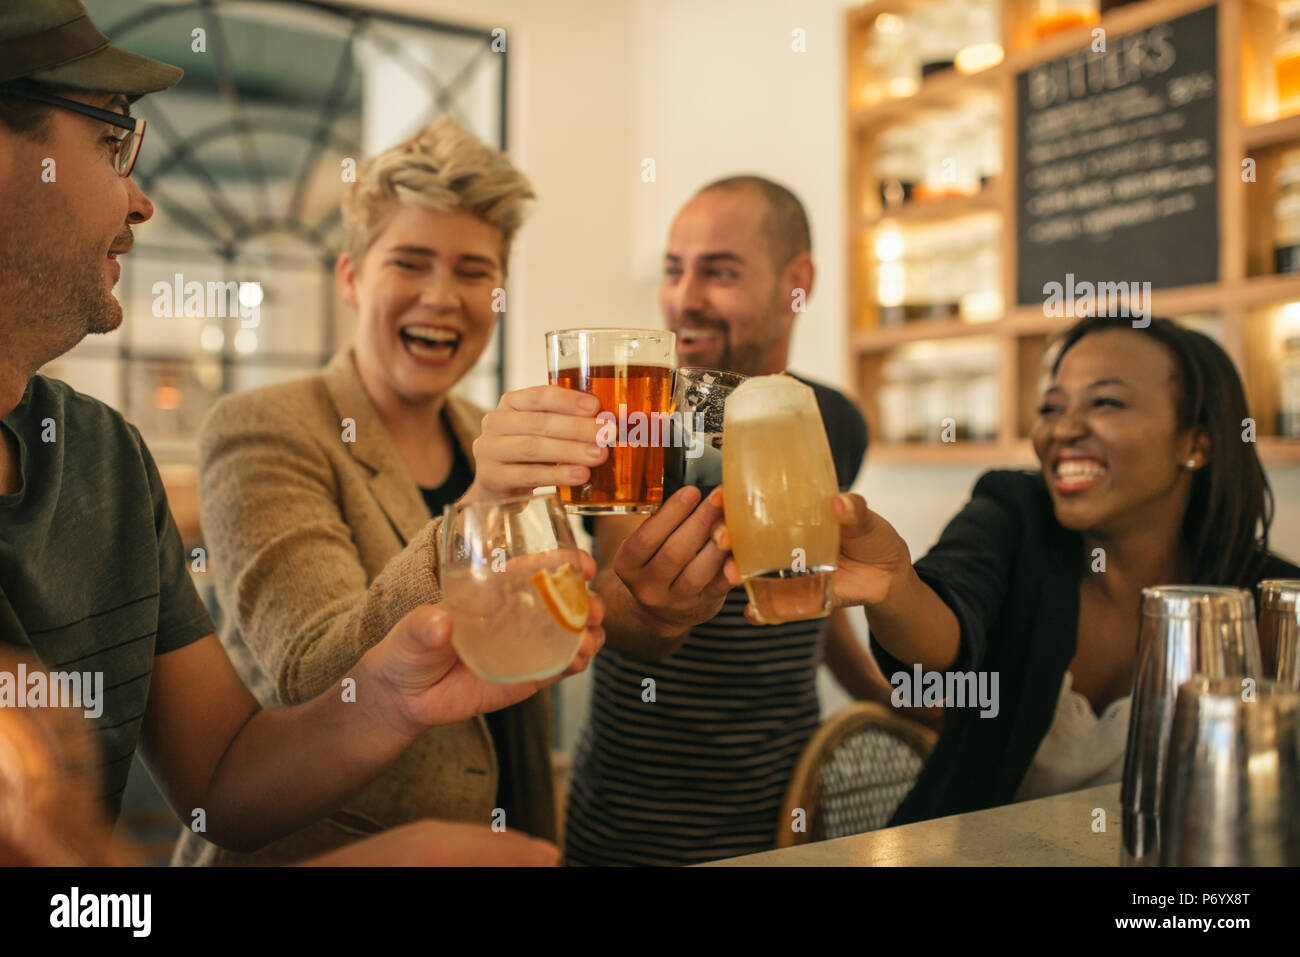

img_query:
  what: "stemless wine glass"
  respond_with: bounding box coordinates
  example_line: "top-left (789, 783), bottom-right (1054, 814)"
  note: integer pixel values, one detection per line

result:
top-left (546, 328), bottom-right (676, 515)
top-left (440, 492), bottom-right (588, 683)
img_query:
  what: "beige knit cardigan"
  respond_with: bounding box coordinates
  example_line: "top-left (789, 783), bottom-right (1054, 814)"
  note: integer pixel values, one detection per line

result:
top-left (171, 348), bottom-right (555, 865)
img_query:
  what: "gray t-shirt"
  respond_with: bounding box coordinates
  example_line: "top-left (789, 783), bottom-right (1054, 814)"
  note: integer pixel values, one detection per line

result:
top-left (0, 375), bottom-right (213, 820)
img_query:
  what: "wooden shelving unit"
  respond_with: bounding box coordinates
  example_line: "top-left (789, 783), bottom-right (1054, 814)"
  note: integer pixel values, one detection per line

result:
top-left (847, 0), bottom-right (1300, 465)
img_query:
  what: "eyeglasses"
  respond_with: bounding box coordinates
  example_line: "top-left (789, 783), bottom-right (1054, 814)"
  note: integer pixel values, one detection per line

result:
top-left (0, 85), bottom-right (146, 177)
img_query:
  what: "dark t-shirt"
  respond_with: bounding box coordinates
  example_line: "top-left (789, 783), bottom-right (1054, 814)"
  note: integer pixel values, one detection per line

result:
top-left (873, 468), bottom-right (1300, 826)
top-left (565, 373), bottom-right (869, 865)
top-left (0, 375), bottom-right (213, 820)
top-left (418, 438), bottom-right (474, 518)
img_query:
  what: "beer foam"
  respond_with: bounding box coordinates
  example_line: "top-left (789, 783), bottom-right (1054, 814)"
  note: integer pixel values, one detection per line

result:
top-left (725, 374), bottom-right (815, 423)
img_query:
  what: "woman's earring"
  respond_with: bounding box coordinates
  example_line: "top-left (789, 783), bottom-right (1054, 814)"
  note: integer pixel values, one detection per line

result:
top-left (1184, 458), bottom-right (1197, 469)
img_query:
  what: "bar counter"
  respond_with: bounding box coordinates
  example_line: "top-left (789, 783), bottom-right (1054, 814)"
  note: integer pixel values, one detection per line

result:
top-left (707, 783), bottom-right (1121, 867)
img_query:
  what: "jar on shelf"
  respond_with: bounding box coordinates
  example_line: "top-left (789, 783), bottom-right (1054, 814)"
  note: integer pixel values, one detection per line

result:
top-left (1274, 149), bottom-right (1300, 275)
top-left (875, 124), bottom-right (922, 211)
top-left (1278, 2), bottom-right (1300, 117)
top-left (915, 114), bottom-right (978, 201)
top-left (1282, 337), bottom-right (1300, 438)
top-left (1032, 0), bottom-right (1099, 40)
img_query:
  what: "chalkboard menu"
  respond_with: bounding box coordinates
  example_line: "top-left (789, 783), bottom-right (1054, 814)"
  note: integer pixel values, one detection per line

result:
top-left (1015, 5), bottom-right (1219, 306)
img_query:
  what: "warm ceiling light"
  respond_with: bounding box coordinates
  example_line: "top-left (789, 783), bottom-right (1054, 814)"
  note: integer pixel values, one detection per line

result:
top-left (874, 12), bottom-right (904, 33)
top-left (875, 229), bottom-right (904, 262)
top-left (234, 329), bottom-right (259, 355)
top-left (200, 324), bottom-right (224, 352)
top-left (154, 385), bottom-right (183, 411)
top-left (238, 282), bottom-right (263, 309)
top-left (956, 42), bottom-right (1004, 75)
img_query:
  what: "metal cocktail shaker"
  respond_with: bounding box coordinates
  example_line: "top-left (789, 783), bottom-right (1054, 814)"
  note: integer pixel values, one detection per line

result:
top-left (1160, 676), bottom-right (1300, 865)
top-left (1259, 580), bottom-right (1300, 689)
top-left (1119, 586), bottom-right (1263, 866)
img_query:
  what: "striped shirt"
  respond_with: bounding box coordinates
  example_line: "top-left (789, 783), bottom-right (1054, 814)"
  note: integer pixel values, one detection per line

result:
top-left (564, 375), bottom-right (867, 866)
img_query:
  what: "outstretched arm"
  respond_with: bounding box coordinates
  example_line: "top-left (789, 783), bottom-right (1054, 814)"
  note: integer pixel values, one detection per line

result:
top-left (141, 587), bottom-right (603, 854)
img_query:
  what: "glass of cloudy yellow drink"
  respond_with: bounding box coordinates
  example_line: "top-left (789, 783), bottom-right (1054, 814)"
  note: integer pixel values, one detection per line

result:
top-left (721, 375), bottom-right (840, 624)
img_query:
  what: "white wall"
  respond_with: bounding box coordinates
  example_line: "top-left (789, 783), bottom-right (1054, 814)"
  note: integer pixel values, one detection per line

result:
top-left (629, 0), bottom-right (855, 389)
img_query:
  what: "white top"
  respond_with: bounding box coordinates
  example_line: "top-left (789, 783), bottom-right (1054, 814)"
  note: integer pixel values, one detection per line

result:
top-left (1013, 671), bottom-right (1131, 802)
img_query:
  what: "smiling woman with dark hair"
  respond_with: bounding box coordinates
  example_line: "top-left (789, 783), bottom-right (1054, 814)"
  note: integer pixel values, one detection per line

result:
top-left (720, 316), bottom-right (1299, 825)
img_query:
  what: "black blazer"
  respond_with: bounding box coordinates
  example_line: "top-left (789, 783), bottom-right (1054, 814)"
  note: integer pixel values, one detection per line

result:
top-left (871, 469), bottom-right (1300, 826)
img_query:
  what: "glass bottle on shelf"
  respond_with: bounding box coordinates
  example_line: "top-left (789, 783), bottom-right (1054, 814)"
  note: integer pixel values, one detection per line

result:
top-left (904, 365), bottom-right (929, 443)
top-left (957, 347), bottom-right (1000, 442)
top-left (1033, 0), bottom-right (1099, 40)
top-left (903, 229), bottom-right (936, 322)
top-left (1277, 3), bottom-right (1300, 118)
top-left (873, 234), bottom-right (904, 330)
top-left (927, 225), bottom-right (965, 321)
top-left (864, 12), bottom-right (920, 103)
top-left (877, 361), bottom-right (911, 444)
top-left (971, 97), bottom-right (1002, 186)
top-left (909, 235), bottom-right (936, 324)
top-left (1274, 150), bottom-right (1300, 275)
top-left (918, 364), bottom-right (951, 444)
top-left (960, 216), bottom-right (1003, 323)
top-left (1282, 338), bottom-right (1300, 439)
top-left (915, 2), bottom-right (962, 78)
top-left (956, 0), bottom-right (1003, 75)
top-left (952, 111), bottom-right (984, 197)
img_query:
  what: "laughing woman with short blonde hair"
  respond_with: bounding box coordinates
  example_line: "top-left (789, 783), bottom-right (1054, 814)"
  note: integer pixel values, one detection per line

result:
top-left (172, 118), bottom-right (610, 866)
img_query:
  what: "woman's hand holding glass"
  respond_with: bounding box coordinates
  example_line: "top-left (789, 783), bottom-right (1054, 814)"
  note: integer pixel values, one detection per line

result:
top-left (713, 491), bottom-right (914, 619)
top-left (461, 386), bottom-right (608, 503)
top-left (361, 548), bottom-right (604, 739)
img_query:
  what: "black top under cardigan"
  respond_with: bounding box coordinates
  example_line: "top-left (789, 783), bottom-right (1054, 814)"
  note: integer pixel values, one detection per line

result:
top-left (871, 469), bottom-right (1300, 827)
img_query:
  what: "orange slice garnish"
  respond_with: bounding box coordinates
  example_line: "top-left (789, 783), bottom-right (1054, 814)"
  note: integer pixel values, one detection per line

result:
top-left (530, 562), bottom-right (588, 634)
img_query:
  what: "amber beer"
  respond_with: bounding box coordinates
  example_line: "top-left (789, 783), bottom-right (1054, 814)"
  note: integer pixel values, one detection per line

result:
top-left (546, 329), bottom-right (676, 515)
top-left (722, 375), bottom-right (839, 624)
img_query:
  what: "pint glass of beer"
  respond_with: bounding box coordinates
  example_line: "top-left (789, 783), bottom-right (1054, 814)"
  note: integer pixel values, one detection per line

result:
top-left (722, 375), bottom-right (839, 624)
top-left (546, 328), bottom-right (675, 515)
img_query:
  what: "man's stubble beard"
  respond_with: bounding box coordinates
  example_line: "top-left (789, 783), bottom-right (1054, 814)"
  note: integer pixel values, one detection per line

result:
top-left (721, 304), bottom-right (788, 378)
top-left (0, 221), bottom-right (122, 366)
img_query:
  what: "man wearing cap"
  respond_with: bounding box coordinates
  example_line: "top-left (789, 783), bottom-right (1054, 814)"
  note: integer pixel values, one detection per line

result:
top-left (0, 0), bottom-right (598, 865)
